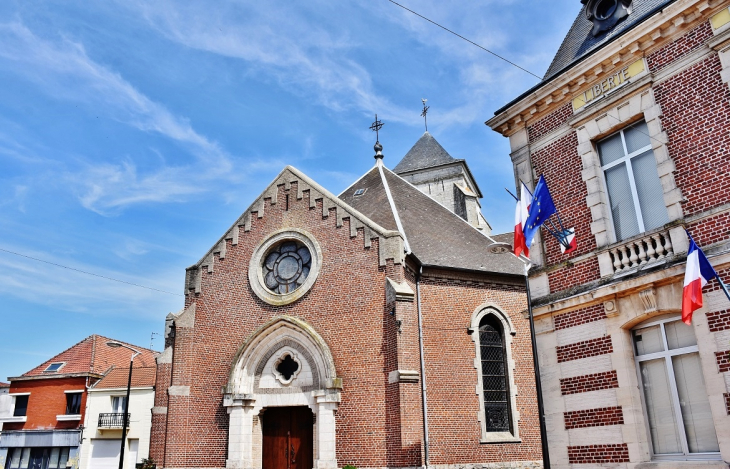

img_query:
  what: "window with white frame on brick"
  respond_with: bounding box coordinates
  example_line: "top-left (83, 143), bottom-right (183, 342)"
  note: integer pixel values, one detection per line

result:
top-left (598, 121), bottom-right (669, 241)
top-left (633, 315), bottom-right (720, 459)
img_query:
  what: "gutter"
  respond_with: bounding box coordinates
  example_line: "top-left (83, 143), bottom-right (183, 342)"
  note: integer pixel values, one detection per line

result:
top-left (415, 266), bottom-right (430, 467)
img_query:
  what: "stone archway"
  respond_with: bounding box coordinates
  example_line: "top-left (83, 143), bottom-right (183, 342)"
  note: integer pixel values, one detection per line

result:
top-left (224, 316), bottom-right (341, 469)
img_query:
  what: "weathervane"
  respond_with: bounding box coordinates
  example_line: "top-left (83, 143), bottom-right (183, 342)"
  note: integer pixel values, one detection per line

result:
top-left (370, 114), bottom-right (384, 160)
top-left (421, 99), bottom-right (430, 132)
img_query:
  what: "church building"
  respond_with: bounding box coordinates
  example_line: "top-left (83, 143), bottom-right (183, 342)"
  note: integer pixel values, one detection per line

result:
top-left (149, 132), bottom-right (543, 469)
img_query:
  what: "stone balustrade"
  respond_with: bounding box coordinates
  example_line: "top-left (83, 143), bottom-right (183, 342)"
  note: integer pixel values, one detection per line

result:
top-left (608, 229), bottom-right (675, 274)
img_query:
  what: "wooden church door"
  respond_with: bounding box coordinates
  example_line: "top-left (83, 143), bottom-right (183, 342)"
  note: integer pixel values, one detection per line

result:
top-left (262, 407), bottom-right (314, 469)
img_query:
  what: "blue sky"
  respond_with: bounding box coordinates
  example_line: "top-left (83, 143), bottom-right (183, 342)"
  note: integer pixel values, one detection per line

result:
top-left (0, 0), bottom-right (578, 379)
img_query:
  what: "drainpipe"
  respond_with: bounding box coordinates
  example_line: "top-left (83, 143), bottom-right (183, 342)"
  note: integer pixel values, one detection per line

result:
top-left (524, 264), bottom-right (550, 469)
top-left (416, 266), bottom-right (430, 468)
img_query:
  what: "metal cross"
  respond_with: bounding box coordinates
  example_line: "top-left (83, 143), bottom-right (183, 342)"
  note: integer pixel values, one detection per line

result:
top-left (421, 99), bottom-right (430, 132)
top-left (369, 114), bottom-right (384, 141)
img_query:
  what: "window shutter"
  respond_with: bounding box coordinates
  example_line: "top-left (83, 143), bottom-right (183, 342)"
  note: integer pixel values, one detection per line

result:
top-left (598, 133), bottom-right (624, 165)
top-left (632, 151), bottom-right (669, 232)
top-left (605, 163), bottom-right (640, 240)
top-left (624, 121), bottom-right (651, 153)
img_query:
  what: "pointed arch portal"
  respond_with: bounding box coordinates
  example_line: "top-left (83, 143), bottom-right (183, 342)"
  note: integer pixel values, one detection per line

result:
top-left (223, 316), bottom-right (341, 469)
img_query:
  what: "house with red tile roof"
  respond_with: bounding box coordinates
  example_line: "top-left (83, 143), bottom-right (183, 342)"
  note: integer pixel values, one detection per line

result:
top-left (0, 335), bottom-right (155, 469)
top-left (78, 367), bottom-right (156, 469)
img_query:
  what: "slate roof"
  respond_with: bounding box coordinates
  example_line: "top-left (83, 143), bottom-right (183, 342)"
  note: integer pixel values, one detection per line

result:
top-left (16, 335), bottom-right (157, 379)
top-left (92, 366), bottom-right (156, 389)
top-left (494, 0), bottom-right (676, 115)
top-left (340, 165), bottom-right (524, 276)
top-left (393, 132), bottom-right (458, 174)
top-left (544, 0), bottom-right (676, 80)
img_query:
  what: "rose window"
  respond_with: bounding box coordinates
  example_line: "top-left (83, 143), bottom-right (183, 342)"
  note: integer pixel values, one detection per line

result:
top-left (262, 241), bottom-right (312, 294)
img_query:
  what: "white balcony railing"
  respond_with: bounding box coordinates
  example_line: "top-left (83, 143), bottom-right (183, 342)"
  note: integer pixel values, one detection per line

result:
top-left (608, 228), bottom-right (674, 274)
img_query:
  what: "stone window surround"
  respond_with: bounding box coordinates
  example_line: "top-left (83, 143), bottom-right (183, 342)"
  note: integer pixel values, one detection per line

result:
top-left (575, 87), bottom-right (686, 276)
top-left (630, 313), bottom-right (723, 461)
top-left (248, 228), bottom-right (322, 307)
top-left (469, 303), bottom-right (521, 444)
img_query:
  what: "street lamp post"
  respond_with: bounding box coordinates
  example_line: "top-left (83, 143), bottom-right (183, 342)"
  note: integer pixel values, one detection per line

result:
top-left (106, 342), bottom-right (141, 469)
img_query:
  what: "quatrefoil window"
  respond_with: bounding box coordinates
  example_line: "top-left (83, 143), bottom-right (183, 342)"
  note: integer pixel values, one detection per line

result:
top-left (276, 354), bottom-right (299, 381)
top-left (262, 241), bottom-right (312, 294)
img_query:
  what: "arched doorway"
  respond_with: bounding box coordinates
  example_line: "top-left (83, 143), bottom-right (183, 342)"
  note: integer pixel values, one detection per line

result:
top-left (261, 407), bottom-right (313, 469)
top-left (223, 316), bottom-right (341, 469)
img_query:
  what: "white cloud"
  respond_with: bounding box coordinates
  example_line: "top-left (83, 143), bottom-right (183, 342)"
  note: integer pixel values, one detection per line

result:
top-left (0, 21), bottom-right (247, 213)
top-left (123, 1), bottom-right (420, 124)
top-left (0, 245), bottom-right (182, 318)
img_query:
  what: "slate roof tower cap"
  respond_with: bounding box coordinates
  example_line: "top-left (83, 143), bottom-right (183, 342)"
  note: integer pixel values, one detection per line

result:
top-left (393, 131), bottom-right (456, 174)
top-left (581, 0), bottom-right (632, 36)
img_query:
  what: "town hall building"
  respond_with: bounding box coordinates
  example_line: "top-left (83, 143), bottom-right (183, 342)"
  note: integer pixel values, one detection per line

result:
top-left (488, 0), bottom-right (730, 467)
top-left (149, 132), bottom-right (544, 469)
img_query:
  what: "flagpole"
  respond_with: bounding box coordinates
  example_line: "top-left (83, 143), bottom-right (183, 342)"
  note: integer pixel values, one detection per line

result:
top-left (716, 277), bottom-right (730, 303)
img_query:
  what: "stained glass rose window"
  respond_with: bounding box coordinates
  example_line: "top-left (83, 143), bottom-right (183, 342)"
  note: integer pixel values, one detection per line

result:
top-left (262, 241), bottom-right (312, 294)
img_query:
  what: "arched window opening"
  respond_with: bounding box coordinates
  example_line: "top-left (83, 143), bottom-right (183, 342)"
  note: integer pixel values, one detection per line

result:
top-left (479, 314), bottom-right (512, 433)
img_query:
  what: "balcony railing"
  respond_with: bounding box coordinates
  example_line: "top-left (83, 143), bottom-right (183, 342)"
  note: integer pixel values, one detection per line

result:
top-left (98, 413), bottom-right (130, 428)
top-left (608, 228), bottom-right (674, 274)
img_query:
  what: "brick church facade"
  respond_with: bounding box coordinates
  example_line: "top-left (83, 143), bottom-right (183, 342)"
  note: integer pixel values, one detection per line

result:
top-left (488, 0), bottom-right (730, 467)
top-left (150, 134), bottom-right (543, 469)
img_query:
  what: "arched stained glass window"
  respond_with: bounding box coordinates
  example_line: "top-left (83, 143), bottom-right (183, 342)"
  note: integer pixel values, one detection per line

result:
top-left (479, 314), bottom-right (512, 433)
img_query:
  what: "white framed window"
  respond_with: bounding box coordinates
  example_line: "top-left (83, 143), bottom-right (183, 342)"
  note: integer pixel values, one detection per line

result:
top-left (633, 315), bottom-right (720, 460)
top-left (470, 305), bottom-right (520, 443)
top-left (598, 121), bottom-right (669, 241)
top-left (111, 396), bottom-right (128, 413)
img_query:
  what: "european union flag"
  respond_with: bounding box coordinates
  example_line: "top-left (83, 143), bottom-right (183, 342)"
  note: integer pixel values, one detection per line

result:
top-left (523, 175), bottom-right (556, 248)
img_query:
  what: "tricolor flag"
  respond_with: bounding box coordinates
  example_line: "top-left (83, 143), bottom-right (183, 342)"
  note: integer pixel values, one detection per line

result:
top-left (682, 233), bottom-right (717, 325)
top-left (513, 182), bottom-right (532, 258)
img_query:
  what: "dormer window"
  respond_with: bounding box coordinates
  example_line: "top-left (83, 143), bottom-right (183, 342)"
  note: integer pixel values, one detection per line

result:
top-left (44, 362), bottom-right (65, 373)
top-left (582, 0), bottom-right (632, 36)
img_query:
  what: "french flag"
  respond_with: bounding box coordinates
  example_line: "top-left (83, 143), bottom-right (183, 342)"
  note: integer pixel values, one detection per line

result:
top-left (513, 182), bottom-right (532, 258)
top-left (682, 234), bottom-right (717, 325)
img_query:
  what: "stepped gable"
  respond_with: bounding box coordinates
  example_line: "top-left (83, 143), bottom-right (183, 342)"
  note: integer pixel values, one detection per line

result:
top-left (340, 166), bottom-right (523, 275)
top-left (18, 335), bottom-right (156, 378)
top-left (393, 132), bottom-right (458, 174)
top-left (185, 165), bottom-right (405, 294)
top-left (544, 0), bottom-right (674, 80)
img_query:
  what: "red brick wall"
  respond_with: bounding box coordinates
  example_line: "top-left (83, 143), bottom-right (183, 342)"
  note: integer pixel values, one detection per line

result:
top-left (418, 274), bottom-right (542, 464)
top-left (654, 53), bottom-right (730, 219)
top-left (560, 370), bottom-right (618, 396)
top-left (527, 103), bottom-right (573, 144)
top-left (707, 309), bottom-right (730, 332)
top-left (563, 406), bottom-right (624, 430)
top-left (547, 258), bottom-right (600, 294)
top-left (716, 350), bottom-right (730, 373)
top-left (567, 443), bottom-right (629, 464)
top-left (155, 181), bottom-right (539, 468)
top-left (149, 360), bottom-right (172, 465)
top-left (646, 21), bottom-right (713, 73)
top-left (556, 336), bottom-right (613, 363)
top-left (725, 393), bottom-right (730, 415)
top-left (530, 132), bottom-right (598, 276)
top-left (553, 304), bottom-right (606, 330)
top-left (5, 377), bottom-right (87, 430)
